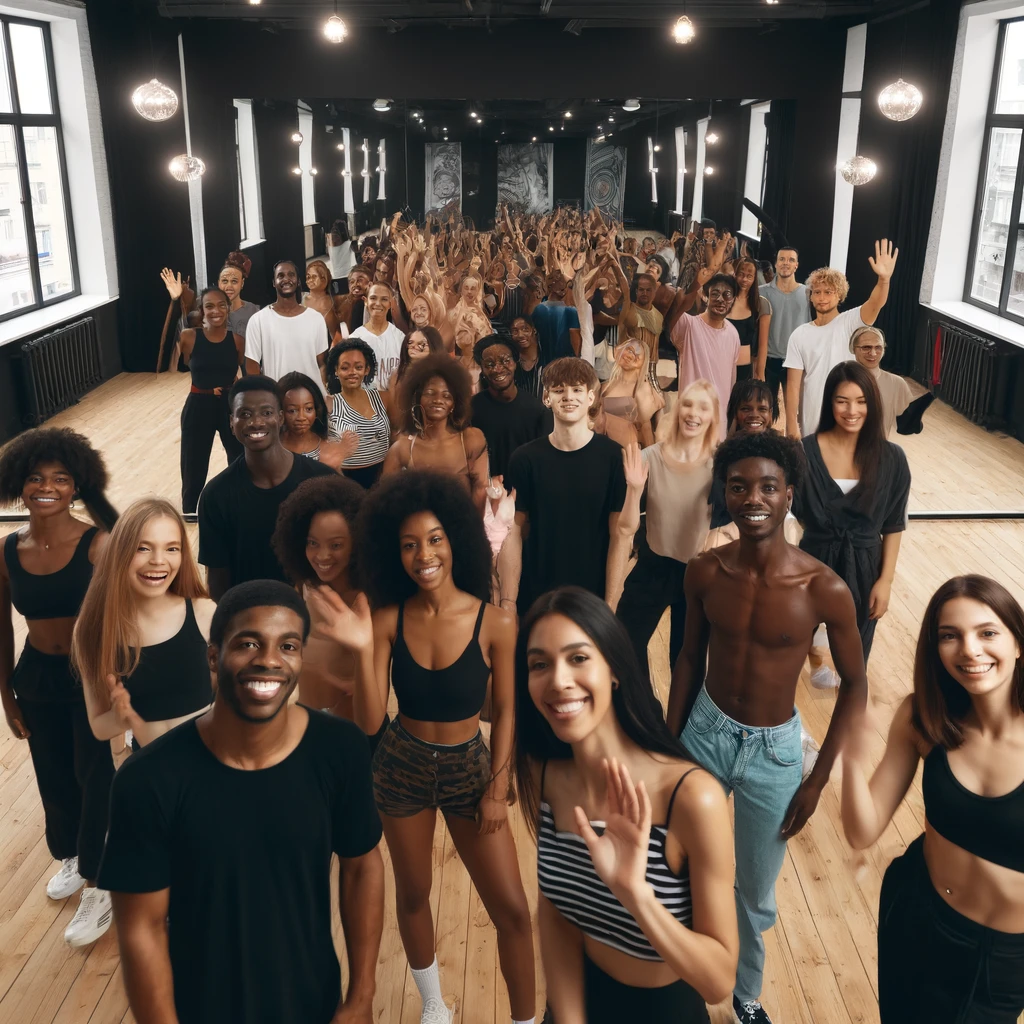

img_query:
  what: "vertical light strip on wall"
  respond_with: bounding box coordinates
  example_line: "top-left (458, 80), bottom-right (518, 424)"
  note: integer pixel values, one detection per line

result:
top-left (178, 33), bottom-right (207, 286)
top-left (830, 23), bottom-right (867, 273)
top-left (692, 118), bottom-right (708, 223)
top-left (298, 103), bottom-right (315, 226)
top-left (648, 136), bottom-right (658, 204)
top-left (362, 138), bottom-right (371, 203)
top-left (342, 128), bottom-right (354, 213)
top-left (675, 126), bottom-right (687, 213)
top-left (377, 138), bottom-right (386, 201)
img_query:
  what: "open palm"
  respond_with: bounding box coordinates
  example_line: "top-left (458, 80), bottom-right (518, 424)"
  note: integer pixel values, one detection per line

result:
top-left (574, 759), bottom-right (652, 902)
top-left (305, 586), bottom-right (373, 652)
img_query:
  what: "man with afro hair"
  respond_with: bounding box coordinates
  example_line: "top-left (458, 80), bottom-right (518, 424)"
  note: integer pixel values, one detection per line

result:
top-left (666, 430), bottom-right (867, 1024)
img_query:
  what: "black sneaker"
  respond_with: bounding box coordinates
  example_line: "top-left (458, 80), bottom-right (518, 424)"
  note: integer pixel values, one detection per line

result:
top-left (733, 995), bottom-right (773, 1024)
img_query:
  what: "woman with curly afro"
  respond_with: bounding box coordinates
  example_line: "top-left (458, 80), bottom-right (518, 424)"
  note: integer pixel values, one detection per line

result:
top-left (305, 471), bottom-right (535, 1024)
top-left (381, 354), bottom-right (489, 513)
top-left (271, 474), bottom-right (375, 725)
top-left (0, 427), bottom-right (118, 948)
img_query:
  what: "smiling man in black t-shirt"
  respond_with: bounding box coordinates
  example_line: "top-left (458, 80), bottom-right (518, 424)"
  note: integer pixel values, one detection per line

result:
top-left (198, 375), bottom-right (334, 599)
top-left (99, 580), bottom-right (384, 1024)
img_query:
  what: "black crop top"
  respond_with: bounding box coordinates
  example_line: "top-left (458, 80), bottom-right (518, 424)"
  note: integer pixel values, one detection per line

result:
top-left (390, 600), bottom-right (490, 723)
top-left (189, 327), bottom-right (240, 391)
top-left (124, 600), bottom-right (213, 723)
top-left (922, 743), bottom-right (1024, 873)
top-left (4, 527), bottom-right (99, 620)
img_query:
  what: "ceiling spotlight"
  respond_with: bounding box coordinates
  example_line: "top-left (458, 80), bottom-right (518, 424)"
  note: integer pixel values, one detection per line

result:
top-left (442, 126), bottom-right (448, 131)
top-left (706, 131), bottom-right (719, 145)
top-left (704, 166), bottom-right (715, 175)
top-left (470, 110), bottom-right (477, 118)
top-left (622, 99), bottom-right (640, 112)
top-left (291, 131), bottom-right (303, 143)
top-left (564, 111), bottom-right (573, 118)
top-left (323, 15), bottom-right (347, 43)
top-left (531, 136), bottom-right (537, 142)
top-left (560, 125), bottom-right (564, 130)
top-left (291, 166), bottom-right (302, 175)
top-left (336, 142), bottom-right (345, 151)
top-left (766, 0), bottom-right (779, 4)
top-left (607, 114), bottom-right (614, 121)
top-left (673, 15), bottom-right (695, 44)
top-left (373, 99), bottom-right (392, 111)
top-left (548, 125), bottom-right (554, 131)
top-left (310, 167), bottom-right (318, 175)
top-left (654, 143), bottom-right (661, 152)
top-left (249, 0), bottom-right (261, 4)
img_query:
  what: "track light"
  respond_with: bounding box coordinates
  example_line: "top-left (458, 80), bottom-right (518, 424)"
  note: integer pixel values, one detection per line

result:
top-left (673, 15), bottom-right (695, 44)
top-left (607, 114), bottom-right (614, 122)
top-left (622, 99), bottom-right (640, 112)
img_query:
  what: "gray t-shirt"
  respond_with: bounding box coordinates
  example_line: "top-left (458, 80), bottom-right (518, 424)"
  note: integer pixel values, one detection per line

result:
top-left (759, 281), bottom-right (810, 359)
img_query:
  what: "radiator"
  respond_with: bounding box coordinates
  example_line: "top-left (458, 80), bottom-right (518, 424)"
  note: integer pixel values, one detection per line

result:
top-left (927, 320), bottom-right (1003, 427)
top-left (17, 316), bottom-right (102, 426)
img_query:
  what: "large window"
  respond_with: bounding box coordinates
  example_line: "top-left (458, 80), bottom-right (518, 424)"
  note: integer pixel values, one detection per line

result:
top-left (966, 18), bottom-right (1024, 322)
top-left (0, 16), bottom-right (77, 321)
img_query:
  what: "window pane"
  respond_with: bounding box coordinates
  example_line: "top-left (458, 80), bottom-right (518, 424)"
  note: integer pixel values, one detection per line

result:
top-left (0, 124), bottom-right (34, 312)
top-left (9, 23), bottom-right (51, 115)
top-left (970, 127), bottom-right (1021, 305)
top-left (0, 29), bottom-right (12, 113)
top-left (24, 126), bottom-right (73, 300)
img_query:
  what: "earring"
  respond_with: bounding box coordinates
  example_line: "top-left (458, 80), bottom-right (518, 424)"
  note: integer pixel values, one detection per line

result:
top-left (612, 679), bottom-right (620, 690)
top-left (411, 406), bottom-right (424, 433)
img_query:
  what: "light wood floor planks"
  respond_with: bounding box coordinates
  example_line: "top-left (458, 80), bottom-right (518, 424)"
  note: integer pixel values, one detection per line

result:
top-left (1, 369), bottom-right (1023, 1024)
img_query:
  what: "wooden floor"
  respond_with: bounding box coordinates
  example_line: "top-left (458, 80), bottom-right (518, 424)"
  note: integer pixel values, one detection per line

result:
top-left (2, 370), bottom-right (1024, 1024)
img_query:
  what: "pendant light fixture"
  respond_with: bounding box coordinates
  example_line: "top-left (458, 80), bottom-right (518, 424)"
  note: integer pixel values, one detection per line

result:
top-left (878, 17), bottom-right (923, 121)
top-left (168, 34), bottom-right (204, 181)
top-left (323, 0), bottom-right (347, 43)
top-left (839, 155), bottom-right (877, 185)
top-left (673, 15), bottom-right (695, 44)
top-left (622, 99), bottom-right (640, 112)
top-left (132, 79), bottom-right (178, 122)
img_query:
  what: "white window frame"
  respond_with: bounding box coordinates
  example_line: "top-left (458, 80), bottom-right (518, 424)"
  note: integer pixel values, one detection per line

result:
top-left (233, 98), bottom-right (263, 248)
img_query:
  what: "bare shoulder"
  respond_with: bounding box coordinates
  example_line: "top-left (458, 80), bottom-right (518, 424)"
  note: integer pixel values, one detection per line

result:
top-left (372, 603), bottom-right (400, 638)
top-left (463, 426), bottom-right (488, 452)
top-left (807, 558), bottom-right (856, 609)
top-left (685, 549), bottom-right (726, 589)
top-left (88, 528), bottom-right (110, 563)
top-left (193, 597), bottom-right (217, 639)
top-left (891, 693), bottom-right (931, 758)
top-left (664, 762), bottom-right (727, 818)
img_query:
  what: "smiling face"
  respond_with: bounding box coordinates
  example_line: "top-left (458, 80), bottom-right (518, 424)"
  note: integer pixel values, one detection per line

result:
top-left (616, 340), bottom-right (645, 373)
top-left (202, 291), bottom-right (229, 331)
top-left (211, 605), bottom-right (304, 724)
top-left (282, 387), bottom-right (317, 438)
top-left (419, 375), bottom-right (454, 425)
top-left (410, 296), bottom-right (431, 327)
top-left (735, 261), bottom-right (757, 293)
top-left (938, 597), bottom-right (1022, 699)
top-left (480, 343), bottom-right (516, 393)
top-left (22, 460), bottom-right (74, 519)
top-left (273, 262), bottom-right (299, 299)
top-left (853, 331), bottom-right (885, 371)
top-left (335, 349), bottom-right (368, 391)
top-left (230, 389), bottom-right (283, 450)
top-left (305, 510), bottom-right (352, 585)
top-left (831, 380), bottom-right (868, 435)
top-left (128, 515), bottom-right (182, 600)
top-left (706, 281), bottom-right (736, 320)
top-left (349, 269), bottom-right (370, 300)
top-left (544, 381), bottom-right (593, 426)
top-left (775, 248), bottom-right (798, 280)
top-left (526, 613), bottom-right (613, 744)
top-left (510, 317), bottom-right (537, 351)
top-left (702, 226), bottom-right (717, 244)
top-left (217, 266), bottom-right (244, 303)
top-left (306, 264), bottom-right (328, 292)
top-left (723, 456), bottom-right (792, 538)
top-left (676, 386), bottom-right (714, 439)
top-left (399, 510), bottom-right (451, 593)
top-left (366, 283), bottom-right (391, 321)
top-left (735, 394), bottom-right (773, 433)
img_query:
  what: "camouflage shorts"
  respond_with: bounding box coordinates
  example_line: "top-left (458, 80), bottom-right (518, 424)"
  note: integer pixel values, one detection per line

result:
top-left (371, 718), bottom-right (490, 819)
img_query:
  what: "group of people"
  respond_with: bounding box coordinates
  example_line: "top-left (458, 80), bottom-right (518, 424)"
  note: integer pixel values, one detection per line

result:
top-left (0, 206), bottom-right (1016, 1024)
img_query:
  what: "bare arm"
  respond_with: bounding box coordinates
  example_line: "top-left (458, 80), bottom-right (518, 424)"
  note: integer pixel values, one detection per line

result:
top-left (755, 313), bottom-right (770, 380)
top-left (464, 429), bottom-right (491, 515)
top-left (479, 609), bottom-right (517, 833)
top-left (868, 532), bottom-right (903, 620)
top-left (568, 327), bottom-right (582, 357)
top-left (380, 438), bottom-right (406, 478)
top-left (0, 566), bottom-right (28, 740)
top-left (538, 895), bottom-right (586, 1024)
top-left (178, 329), bottom-right (196, 366)
top-left (666, 556), bottom-right (713, 735)
top-left (244, 357), bottom-right (261, 377)
top-left (606, 444), bottom-right (648, 612)
top-left (785, 368), bottom-right (803, 439)
top-left (334, 849), bottom-right (385, 1018)
top-left (112, 889), bottom-right (179, 1024)
top-left (496, 511), bottom-right (526, 609)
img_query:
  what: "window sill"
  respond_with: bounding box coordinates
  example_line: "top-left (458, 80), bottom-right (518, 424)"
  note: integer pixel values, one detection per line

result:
top-left (0, 294), bottom-right (117, 350)
top-left (922, 299), bottom-right (1024, 352)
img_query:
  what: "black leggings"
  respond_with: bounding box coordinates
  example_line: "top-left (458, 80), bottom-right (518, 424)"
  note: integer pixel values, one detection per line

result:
top-left (12, 646), bottom-right (115, 881)
top-left (616, 539), bottom-right (687, 686)
top-left (878, 835), bottom-right (1024, 1022)
top-left (180, 391), bottom-right (244, 513)
top-left (343, 462), bottom-right (383, 490)
top-left (579, 954), bottom-right (709, 1023)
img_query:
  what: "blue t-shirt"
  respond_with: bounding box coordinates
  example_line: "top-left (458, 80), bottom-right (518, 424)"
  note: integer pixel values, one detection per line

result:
top-left (532, 301), bottom-right (580, 361)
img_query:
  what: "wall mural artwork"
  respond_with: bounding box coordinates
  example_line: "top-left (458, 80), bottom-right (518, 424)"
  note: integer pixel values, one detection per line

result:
top-left (497, 143), bottom-right (554, 215)
top-left (424, 142), bottom-right (463, 212)
top-left (584, 139), bottom-right (627, 222)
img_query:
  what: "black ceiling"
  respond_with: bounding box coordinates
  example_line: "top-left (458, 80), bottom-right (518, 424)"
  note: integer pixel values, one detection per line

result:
top-left (157, 0), bottom-right (920, 31)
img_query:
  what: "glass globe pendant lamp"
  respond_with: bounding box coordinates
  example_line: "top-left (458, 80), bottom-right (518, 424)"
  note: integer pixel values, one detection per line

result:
top-left (878, 78), bottom-right (923, 122)
top-left (839, 155), bottom-right (877, 185)
top-left (169, 154), bottom-right (206, 182)
top-left (132, 79), bottom-right (178, 122)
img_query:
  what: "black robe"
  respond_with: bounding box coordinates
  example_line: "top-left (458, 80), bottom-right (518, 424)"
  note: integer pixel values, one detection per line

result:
top-left (793, 434), bottom-right (910, 661)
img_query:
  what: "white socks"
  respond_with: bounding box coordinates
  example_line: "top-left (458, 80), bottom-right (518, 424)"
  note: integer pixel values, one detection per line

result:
top-left (410, 957), bottom-right (444, 1006)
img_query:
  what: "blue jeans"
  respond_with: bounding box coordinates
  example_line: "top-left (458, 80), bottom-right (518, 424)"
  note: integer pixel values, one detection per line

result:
top-left (681, 685), bottom-right (804, 1004)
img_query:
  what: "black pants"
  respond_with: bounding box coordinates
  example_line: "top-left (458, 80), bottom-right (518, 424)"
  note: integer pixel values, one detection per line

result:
top-left (180, 391), bottom-right (243, 513)
top-left (13, 648), bottom-right (115, 881)
top-left (344, 461), bottom-right (383, 490)
top-left (582, 954), bottom-right (709, 1023)
top-left (617, 540), bottom-right (687, 686)
top-left (878, 835), bottom-right (1024, 1022)
top-left (765, 356), bottom-right (786, 412)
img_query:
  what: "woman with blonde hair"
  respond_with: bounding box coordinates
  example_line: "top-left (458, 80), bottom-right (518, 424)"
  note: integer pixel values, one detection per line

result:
top-left (615, 379), bottom-right (721, 684)
top-left (73, 498), bottom-right (214, 752)
top-left (598, 337), bottom-right (664, 448)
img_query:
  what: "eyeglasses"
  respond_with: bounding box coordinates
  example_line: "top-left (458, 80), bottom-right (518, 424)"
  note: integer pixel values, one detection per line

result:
top-left (855, 345), bottom-right (884, 354)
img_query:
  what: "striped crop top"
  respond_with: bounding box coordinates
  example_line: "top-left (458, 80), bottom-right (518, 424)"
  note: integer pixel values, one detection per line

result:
top-left (537, 766), bottom-right (698, 961)
top-left (328, 387), bottom-right (390, 468)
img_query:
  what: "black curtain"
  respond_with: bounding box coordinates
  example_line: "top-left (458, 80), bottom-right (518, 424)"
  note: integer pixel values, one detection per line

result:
top-left (875, 0), bottom-right (963, 375)
top-left (761, 99), bottom-right (798, 259)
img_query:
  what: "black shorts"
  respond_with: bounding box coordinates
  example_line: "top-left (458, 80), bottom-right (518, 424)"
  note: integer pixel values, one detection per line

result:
top-left (371, 718), bottom-right (490, 819)
top-left (581, 954), bottom-right (709, 1023)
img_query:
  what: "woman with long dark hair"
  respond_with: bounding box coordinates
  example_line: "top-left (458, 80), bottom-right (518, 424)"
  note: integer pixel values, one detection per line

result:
top-left (842, 575), bottom-right (1024, 1021)
top-left (278, 371), bottom-right (349, 471)
top-left (793, 361), bottom-right (910, 685)
top-left (305, 471), bottom-right (535, 1024)
top-left (727, 257), bottom-right (771, 383)
top-left (385, 326), bottom-right (447, 424)
top-left (515, 587), bottom-right (737, 1022)
top-left (0, 428), bottom-right (118, 947)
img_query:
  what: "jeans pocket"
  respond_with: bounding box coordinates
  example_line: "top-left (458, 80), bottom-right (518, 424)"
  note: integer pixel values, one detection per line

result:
top-left (684, 698), bottom-right (719, 736)
top-left (766, 731), bottom-right (802, 767)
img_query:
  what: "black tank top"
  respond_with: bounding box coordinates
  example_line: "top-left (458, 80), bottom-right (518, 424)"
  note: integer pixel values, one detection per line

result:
top-left (390, 600), bottom-right (490, 722)
top-left (4, 527), bottom-right (98, 620)
top-left (922, 744), bottom-right (1024, 873)
top-left (125, 600), bottom-right (213, 722)
top-left (189, 328), bottom-right (239, 391)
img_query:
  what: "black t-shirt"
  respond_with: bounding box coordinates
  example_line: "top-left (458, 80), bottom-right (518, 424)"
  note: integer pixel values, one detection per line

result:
top-left (98, 711), bottom-right (381, 1024)
top-left (505, 433), bottom-right (626, 611)
top-left (470, 389), bottom-right (552, 478)
top-left (198, 453), bottom-right (334, 584)
top-left (514, 360), bottom-right (545, 400)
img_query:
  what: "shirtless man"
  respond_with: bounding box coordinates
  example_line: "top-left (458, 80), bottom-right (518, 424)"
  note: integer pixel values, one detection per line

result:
top-left (333, 264), bottom-right (372, 334)
top-left (666, 430), bottom-right (867, 1024)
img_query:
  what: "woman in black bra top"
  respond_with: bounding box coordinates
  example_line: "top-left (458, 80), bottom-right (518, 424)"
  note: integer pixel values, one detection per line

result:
top-left (307, 470), bottom-right (535, 1024)
top-left (73, 498), bottom-right (214, 751)
top-left (514, 587), bottom-right (738, 1023)
top-left (0, 427), bottom-right (118, 947)
top-left (178, 286), bottom-right (245, 513)
top-left (842, 575), bottom-right (1024, 1021)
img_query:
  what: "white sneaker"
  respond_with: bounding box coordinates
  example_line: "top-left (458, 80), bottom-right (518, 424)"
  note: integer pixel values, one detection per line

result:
top-left (420, 997), bottom-right (452, 1024)
top-left (810, 664), bottom-right (840, 690)
top-left (46, 857), bottom-right (84, 900)
top-left (64, 887), bottom-right (112, 948)
top-left (801, 728), bottom-right (820, 780)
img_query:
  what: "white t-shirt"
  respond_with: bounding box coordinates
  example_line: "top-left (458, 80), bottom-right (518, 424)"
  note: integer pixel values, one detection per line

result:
top-left (350, 323), bottom-right (404, 390)
top-left (244, 306), bottom-right (329, 393)
top-left (783, 307), bottom-right (866, 434)
top-left (327, 240), bottom-right (355, 281)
